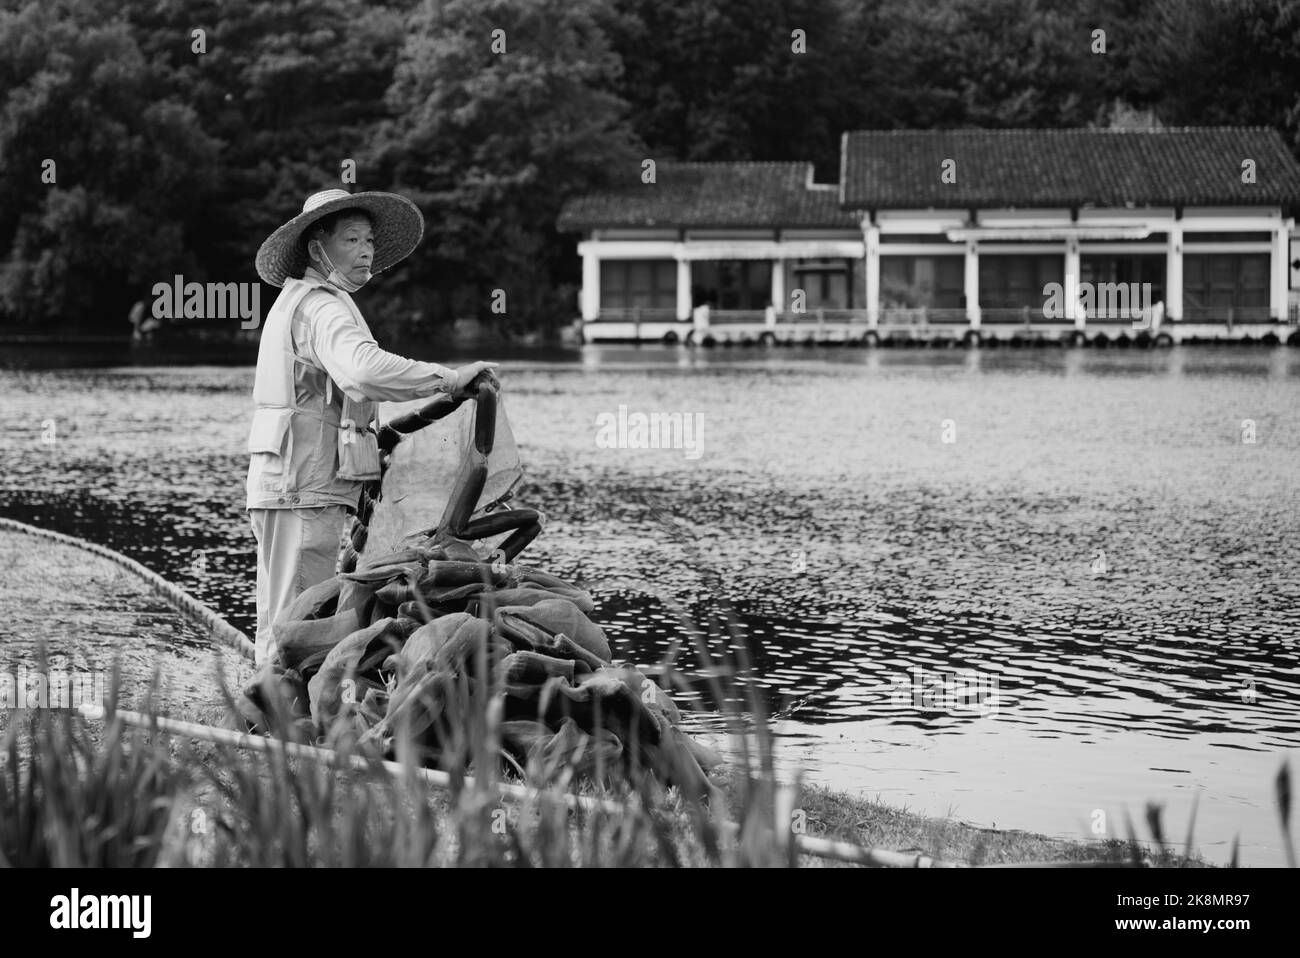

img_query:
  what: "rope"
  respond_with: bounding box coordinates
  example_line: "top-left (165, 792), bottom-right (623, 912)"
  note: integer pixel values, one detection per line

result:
top-left (0, 516), bottom-right (255, 662)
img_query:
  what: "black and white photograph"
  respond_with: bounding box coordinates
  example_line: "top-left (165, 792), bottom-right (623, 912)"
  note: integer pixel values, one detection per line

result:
top-left (0, 0), bottom-right (1296, 930)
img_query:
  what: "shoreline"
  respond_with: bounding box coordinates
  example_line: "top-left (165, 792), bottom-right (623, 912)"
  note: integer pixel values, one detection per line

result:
top-left (0, 525), bottom-right (1204, 867)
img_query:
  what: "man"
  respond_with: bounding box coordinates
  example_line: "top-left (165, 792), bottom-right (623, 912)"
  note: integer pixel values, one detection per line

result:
top-left (247, 188), bottom-right (496, 665)
top-left (127, 298), bottom-right (145, 341)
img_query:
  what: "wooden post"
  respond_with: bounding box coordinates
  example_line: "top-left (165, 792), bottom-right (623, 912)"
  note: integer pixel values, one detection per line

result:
top-left (581, 246), bottom-right (600, 321)
top-left (865, 223), bottom-right (881, 328)
top-left (1166, 218), bottom-right (1183, 322)
top-left (1272, 223), bottom-right (1289, 322)
top-left (676, 256), bottom-right (692, 321)
top-left (964, 239), bottom-right (980, 329)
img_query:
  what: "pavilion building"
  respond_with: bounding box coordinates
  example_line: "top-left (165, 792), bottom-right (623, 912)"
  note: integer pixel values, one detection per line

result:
top-left (558, 128), bottom-right (1300, 344)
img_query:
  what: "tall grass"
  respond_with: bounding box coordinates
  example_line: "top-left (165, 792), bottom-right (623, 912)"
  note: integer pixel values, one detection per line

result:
top-left (0, 594), bottom-right (809, 868)
top-left (2, 631), bottom-right (1293, 868)
top-left (0, 655), bottom-right (187, 867)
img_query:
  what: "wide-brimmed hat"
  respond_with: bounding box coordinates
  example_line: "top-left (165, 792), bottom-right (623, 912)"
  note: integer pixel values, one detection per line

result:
top-left (255, 188), bottom-right (424, 287)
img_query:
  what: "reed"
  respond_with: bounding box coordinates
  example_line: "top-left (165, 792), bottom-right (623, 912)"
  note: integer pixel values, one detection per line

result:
top-left (0, 650), bottom-right (186, 867)
top-left (0, 594), bottom-right (799, 867)
top-left (2, 625), bottom-right (1290, 868)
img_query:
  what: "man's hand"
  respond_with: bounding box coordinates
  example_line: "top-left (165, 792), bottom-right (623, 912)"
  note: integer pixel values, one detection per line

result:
top-left (451, 361), bottom-right (500, 396)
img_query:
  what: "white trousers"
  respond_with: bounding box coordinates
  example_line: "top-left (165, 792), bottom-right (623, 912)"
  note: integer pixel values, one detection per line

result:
top-left (248, 505), bottom-right (348, 666)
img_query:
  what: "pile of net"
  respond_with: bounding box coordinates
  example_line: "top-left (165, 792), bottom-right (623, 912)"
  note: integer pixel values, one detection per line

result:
top-left (234, 388), bottom-right (722, 797)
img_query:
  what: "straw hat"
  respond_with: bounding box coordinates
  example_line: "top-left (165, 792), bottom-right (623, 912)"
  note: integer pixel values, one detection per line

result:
top-left (255, 188), bottom-right (424, 287)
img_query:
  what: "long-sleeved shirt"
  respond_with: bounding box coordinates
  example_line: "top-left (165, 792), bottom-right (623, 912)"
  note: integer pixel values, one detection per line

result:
top-left (247, 269), bottom-right (458, 511)
top-left (296, 266), bottom-right (456, 403)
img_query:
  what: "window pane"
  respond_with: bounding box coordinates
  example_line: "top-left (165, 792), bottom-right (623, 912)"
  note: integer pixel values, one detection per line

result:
top-left (978, 258), bottom-right (1001, 306)
top-left (977, 255), bottom-right (1061, 308)
top-left (793, 259), bottom-right (852, 310)
top-left (880, 258), bottom-right (910, 284)
top-left (825, 273), bottom-right (847, 308)
top-left (883, 257), bottom-right (922, 307)
top-left (628, 286), bottom-right (656, 308)
top-left (654, 262), bottom-right (677, 307)
top-left (935, 256), bottom-right (964, 308)
top-left (1007, 258), bottom-right (1032, 292)
top-left (599, 261), bottom-right (627, 308)
top-left (1240, 255), bottom-right (1268, 289)
top-left (600, 260), bottom-right (680, 309)
top-left (1240, 254), bottom-right (1269, 305)
top-left (628, 261), bottom-right (652, 292)
top-left (691, 261), bottom-right (720, 307)
top-left (747, 261), bottom-right (771, 308)
top-left (1209, 257), bottom-right (1235, 289)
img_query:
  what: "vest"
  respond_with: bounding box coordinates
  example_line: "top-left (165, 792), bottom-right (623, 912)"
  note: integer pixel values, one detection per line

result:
top-left (245, 275), bottom-right (380, 511)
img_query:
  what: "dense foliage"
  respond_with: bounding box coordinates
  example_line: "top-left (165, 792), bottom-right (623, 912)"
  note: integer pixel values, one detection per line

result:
top-left (1, 0), bottom-right (1296, 335)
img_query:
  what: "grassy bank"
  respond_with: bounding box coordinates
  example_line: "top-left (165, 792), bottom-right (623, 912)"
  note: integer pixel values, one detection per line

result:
top-left (0, 531), bottom-right (1279, 868)
top-left (1, 674), bottom-right (1235, 869)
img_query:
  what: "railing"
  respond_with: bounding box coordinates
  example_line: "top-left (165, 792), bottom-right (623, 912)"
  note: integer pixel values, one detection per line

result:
top-left (669, 301), bottom-right (1298, 336)
top-left (925, 308), bottom-right (969, 325)
top-left (1182, 305), bottom-right (1276, 325)
top-left (878, 307), bottom-right (968, 326)
top-left (777, 308), bottom-right (871, 325)
top-left (595, 307), bottom-right (680, 322)
top-left (708, 309), bottom-right (769, 325)
top-left (1084, 309), bottom-right (1153, 325)
top-left (598, 304), bottom-right (1296, 329)
top-left (980, 307), bottom-right (1044, 325)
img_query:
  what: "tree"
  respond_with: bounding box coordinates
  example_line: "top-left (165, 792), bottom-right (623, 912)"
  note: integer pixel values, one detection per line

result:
top-left (0, 0), bottom-right (219, 328)
top-left (376, 0), bottom-right (641, 332)
top-left (1123, 0), bottom-right (1300, 154)
top-left (119, 0), bottom-right (413, 299)
top-left (863, 0), bottom-right (1105, 130)
top-left (600, 0), bottom-right (864, 179)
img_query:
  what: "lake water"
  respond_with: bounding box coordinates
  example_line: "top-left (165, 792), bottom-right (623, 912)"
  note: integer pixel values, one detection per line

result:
top-left (2, 344), bottom-right (1298, 864)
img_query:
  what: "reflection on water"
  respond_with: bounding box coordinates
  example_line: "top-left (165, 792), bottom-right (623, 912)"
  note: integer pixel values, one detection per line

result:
top-left (2, 345), bottom-right (1298, 863)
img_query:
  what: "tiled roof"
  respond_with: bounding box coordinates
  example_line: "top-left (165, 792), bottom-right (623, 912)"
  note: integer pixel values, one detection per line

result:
top-left (840, 128), bottom-right (1300, 210)
top-left (556, 162), bottom-right (859, 231)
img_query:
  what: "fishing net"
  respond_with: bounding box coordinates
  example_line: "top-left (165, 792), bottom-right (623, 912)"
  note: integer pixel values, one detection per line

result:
top-left (239, 383), bottom-right (724, 797)
top-left (362, 393), bottom-right (524, 559)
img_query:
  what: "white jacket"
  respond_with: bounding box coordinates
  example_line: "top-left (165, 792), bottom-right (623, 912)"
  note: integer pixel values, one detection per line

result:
top-left (245, 267), bottom-right (456, 511)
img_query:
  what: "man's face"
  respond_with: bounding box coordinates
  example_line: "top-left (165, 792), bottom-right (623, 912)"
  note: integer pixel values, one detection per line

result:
top-left (313, 214), bottom-right (374, 284)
